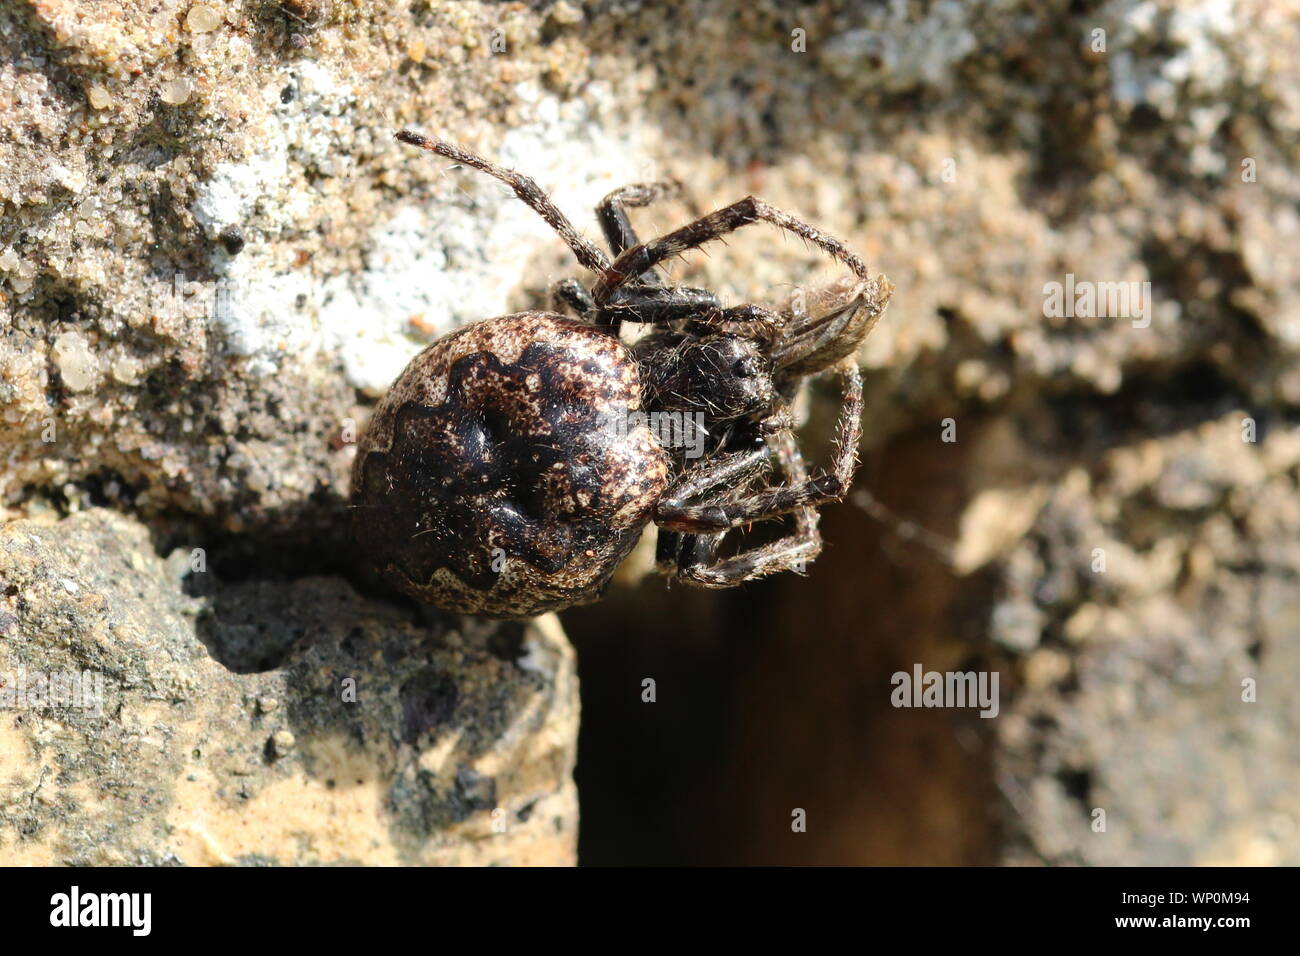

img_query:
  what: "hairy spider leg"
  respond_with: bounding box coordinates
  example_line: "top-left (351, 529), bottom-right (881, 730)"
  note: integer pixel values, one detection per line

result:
top-left (656, 363), bottom-right (862, 535)
top-left (395, 130), bottom-right (610, 275)
top-left (652, 442), bottom-right (775, 578)
top-left (596, 181), bottom-right (735, 331)
top-left (550, 277), bottom-right (595, 318)
top-left (597, 181), bottom-right (685, 271)
top-left (674, 424), bottom-right (826, 587)
top-left (592, 196), bottom-right (868, 306)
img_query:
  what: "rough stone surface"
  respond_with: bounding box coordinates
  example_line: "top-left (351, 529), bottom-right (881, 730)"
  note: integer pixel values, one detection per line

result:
top-left (994, 410), bottom-right (1300, 865)
top-left (3, 0), bottom-right (1296, 523)
top-left (0, 509), bottom-right (578, 865)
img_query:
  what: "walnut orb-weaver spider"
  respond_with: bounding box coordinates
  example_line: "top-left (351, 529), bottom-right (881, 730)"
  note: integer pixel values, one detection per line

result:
top-left (349, 131), bottom-right (894, 618)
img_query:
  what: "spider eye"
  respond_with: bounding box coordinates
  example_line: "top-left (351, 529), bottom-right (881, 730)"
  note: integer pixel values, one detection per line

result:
top-left (732, 358), bottom-right (757, 378)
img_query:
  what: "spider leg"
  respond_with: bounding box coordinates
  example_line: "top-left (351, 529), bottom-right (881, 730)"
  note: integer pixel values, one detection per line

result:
top-left (593, 196), bottom-right (868, 305)
top-left (656, 446), bottom-right (772, 580)
top-left (655, 527), bottom-right (686, 573)
top-left (598, 290), bottom-right (783, 336)
top-left (651, 444), bottom-right (768, 568)
top-left (771, 425), bottom-right (821, 543)
top-left (597, 181), bottom-right (684, 267)
top-left (656, 363), bottom-right (862, 533)
top-left (677, 529), bottom-right (823, 588)
top-left (685, 304), bottom-right (782, 341)
top-left (396, 130), bottom-right (610, 275)
top-left (551, 277), bottom-right (594, 318)
top-left (554, 180), bottom-right (693, 322)
top-left (595, 181), bottom-right (729, 332)
top-left (672, 407), bottom-right (827, 587)
top-left (601, 284), bottom-right (721, 326)
top-left (659, 444), bottom-right (775, 503)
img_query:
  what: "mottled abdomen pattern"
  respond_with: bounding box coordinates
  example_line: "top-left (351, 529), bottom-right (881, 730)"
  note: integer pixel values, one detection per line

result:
top-left (351, 312), bottom-right (669, 617)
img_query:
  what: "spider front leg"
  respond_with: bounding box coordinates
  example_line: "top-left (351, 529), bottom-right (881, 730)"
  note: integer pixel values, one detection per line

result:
top-left (597, 288), bottom-right (784, 336)
top-left (597, 181), bottom-right (685, 267)
top-left (595, 181), bottom-right (745, 333)
top-left (396, 130), bottom-right (610, 275)
top-left (600, 284), bottom-right (721, 327)
top-left (592, 196), bottom-right (868, 306)
top-left (673, 426), bottom-right (825, 587)
top-left (656, 363), bottom-right (862, 534)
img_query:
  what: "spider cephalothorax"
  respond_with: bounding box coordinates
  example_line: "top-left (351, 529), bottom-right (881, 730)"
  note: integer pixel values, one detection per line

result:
top-left (349, 131), bottom-right (894, 617)
top-left (635, 333), bottom-right (777, 421)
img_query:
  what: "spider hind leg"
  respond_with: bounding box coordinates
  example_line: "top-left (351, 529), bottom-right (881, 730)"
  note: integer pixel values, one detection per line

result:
top-left (656, 363), bottom-right (862, 536)
top-left (672, 426), bottom-right (826, 587)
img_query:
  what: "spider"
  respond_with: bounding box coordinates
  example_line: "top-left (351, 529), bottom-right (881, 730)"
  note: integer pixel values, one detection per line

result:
top-left (349, 131), bottom-right (894, 618)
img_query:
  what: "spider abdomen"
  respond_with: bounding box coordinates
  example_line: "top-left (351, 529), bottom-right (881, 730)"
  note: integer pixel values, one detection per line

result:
top-left (351, 312), bottom-right (670, 617)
